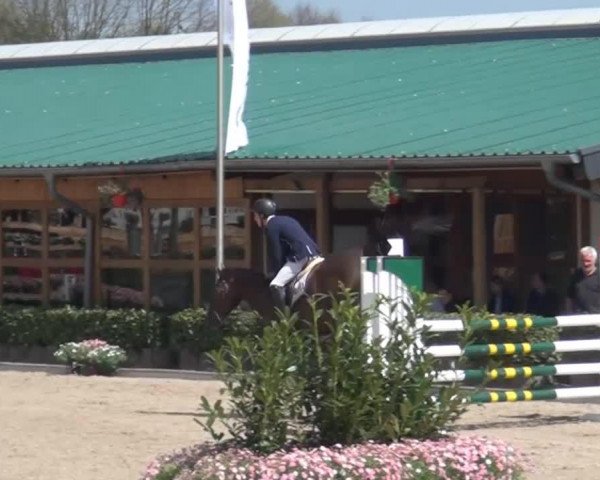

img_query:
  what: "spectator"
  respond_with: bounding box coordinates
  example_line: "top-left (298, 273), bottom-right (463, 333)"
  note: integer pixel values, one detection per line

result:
top-left (566, 246), bottom-right (600, 313)
top-left (525, 272), bottom-right (559, 317)
top-left (487, 275), bottom-right (517, 314)
top-left (430, 288), bottom-right (457, 313)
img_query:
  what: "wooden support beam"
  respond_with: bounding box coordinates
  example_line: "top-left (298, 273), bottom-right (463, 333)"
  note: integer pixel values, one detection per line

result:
top-left (315, 175), bottom-right (331, 254)
top-left (0, 216), bottom-right (3, 303)
top-left (406, 176), bottom-right (487, 190)
top-left (244, 174), bottom-right (320, 192)
top-left (41, 208), bottom-right (49, 307)
top-left (242, 198), bottom-right (252, 268)
top-left (0, 179), bottom-right (48, 201)
top-left (472, 187), bottom-right (486, 307)
top-left (193, 206), bottom-right (201, 308)
top-left (142, 206), bottom-right (151, 310)
top-left (329, 174), bottom-right (375, 192)
top-left (94, 210), bottom-right (102, 306)
top-left (56, 171), bottom-right (238, 201)
top-left (330, 174), bottom-right (487, 192)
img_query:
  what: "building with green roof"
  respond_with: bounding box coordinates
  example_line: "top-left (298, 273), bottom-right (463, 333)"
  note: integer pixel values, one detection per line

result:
top-left (0, 8), bottom-right (599, 310)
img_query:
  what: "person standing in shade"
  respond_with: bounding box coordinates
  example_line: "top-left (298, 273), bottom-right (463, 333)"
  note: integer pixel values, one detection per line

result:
top-left (525, 272), bottom-right (559, 317)
top-left (566, 246), bottom-right (600, 313)
top-left (487, 275), bottom-right (517, 314)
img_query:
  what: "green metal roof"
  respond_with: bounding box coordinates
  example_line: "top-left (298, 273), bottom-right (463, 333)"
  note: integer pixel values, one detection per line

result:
top-left (2, 36), bottom-right (600, 169)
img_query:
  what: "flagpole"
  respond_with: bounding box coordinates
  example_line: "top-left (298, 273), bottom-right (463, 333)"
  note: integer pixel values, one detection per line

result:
top-left (216, 0), bottom-right (225, 273)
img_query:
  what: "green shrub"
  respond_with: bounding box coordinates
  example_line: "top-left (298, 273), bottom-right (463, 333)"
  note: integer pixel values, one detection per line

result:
top-left (0, 303), bottom-right (291, 365)
top-left (169, 307), bottom-right (261, 355)
top-left (202, 313), bottom-right (309, 452)
top-left (97, 309), bottom-right (161, 350)
top-left (0, 306), bottom-right (160, 350)
top-left (198, 288), bottom-right (468, 453)
top-left (169, 308), bottom-right (210, 351)
top-left (0, 307), bottom-right (39, 344)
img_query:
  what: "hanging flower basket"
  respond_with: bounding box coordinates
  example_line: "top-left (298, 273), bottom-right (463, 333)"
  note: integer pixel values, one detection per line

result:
top-left (98, 179), bottom-right (144, 209)
top-left (388, 192), bottom-right (401, 205)
top-left (368, 170), bottom-right (408, 210)
top-left (111, 193), bottom-right (128, 208)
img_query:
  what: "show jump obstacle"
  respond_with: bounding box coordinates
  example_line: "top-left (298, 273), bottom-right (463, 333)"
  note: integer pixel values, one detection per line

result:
top-left (360, 254), bottom-right (600, 403)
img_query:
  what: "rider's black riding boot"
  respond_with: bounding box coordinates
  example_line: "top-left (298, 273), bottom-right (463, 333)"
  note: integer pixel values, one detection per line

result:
top-left (270, 285), bottom-right (287, 312)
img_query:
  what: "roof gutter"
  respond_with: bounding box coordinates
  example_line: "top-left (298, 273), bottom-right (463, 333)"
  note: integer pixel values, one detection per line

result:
top-left (578, 144), bottom-right (600, 181)
top-left (0, 153), bottom-right (574, 177)
top-left (44, 173), bottom-right (95, 307)
top-left (541, 154), bottom-right (600, 203)
top-left (224, 154), bottom-right (572, 172)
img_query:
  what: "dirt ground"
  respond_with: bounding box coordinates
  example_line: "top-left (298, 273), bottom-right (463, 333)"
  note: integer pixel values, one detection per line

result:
top-left (1, 371), bottom-right (600, 480)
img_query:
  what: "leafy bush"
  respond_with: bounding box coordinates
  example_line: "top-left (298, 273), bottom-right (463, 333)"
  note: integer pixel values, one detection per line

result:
top-left (199, 288), bottom-right (468, 453)
top-left (227, 308), bottom-right (262, 337)
top-left (200, 313), bottom-right (308, 452)
top-left (169, 308), bottom-right (209, 351)
top-left (169, 307), bottom-right (260, 353)
top-left (54, 338), bottom-right (127, 375)
top-left (0, 306), bottom-right (160, 350)
top-left (0, 306), bottom-right (220, 353)
top-left (141, 436), bottom-right (530, 480)
top-left (0, 304), bottom-right (263, 371)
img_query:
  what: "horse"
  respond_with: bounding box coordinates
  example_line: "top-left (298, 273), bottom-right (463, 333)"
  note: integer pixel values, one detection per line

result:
top-left (205, 249), bottom-right (363, 333)
top-left (205, 206), bottom-right (421, 333)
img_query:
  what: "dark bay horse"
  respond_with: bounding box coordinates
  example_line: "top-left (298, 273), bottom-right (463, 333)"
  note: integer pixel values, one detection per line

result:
top-left (206, 249), bottom-right (362, 332)
top-left (205, 206), bottom-right (415, 333)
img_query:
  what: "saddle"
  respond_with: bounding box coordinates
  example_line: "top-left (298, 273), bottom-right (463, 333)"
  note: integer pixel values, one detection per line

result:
top-left (287, 256), bottom-right (325, 306)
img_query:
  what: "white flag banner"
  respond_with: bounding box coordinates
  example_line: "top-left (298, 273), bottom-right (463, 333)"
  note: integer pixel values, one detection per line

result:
top-left (223, 0), bottom-right (250, 154)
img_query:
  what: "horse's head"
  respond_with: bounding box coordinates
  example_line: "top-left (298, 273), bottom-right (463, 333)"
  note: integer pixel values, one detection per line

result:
top-left (364, 217), bottom-right (392, 256)
top-left (206, 268), bottom-right (269, 330)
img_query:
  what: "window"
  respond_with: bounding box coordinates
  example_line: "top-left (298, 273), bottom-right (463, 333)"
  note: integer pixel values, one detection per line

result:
top-left (2, 209), bottom-right (42, 258)
top-left (149, 207), bottom-right (194, 259)
top-left (101, 207), bottom-right (143, 259)
top-left (0, 196), bottom-right (249, 308)
top-left (199, 206), bottom-right (246, 260)
top-left (49, 267), bottom-right (84, 307)
top-left (3, 266), bottom-right (42, 306)
top-left (48, 208), bottom-right (86, 259)
top-left (101, 269), bottom-right (144, 308)
top-left (150, 269), bottom-right (193, 311)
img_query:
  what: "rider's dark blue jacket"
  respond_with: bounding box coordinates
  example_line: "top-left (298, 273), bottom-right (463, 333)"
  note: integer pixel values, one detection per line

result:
top-left (265, 215), bottom-right (320, 273)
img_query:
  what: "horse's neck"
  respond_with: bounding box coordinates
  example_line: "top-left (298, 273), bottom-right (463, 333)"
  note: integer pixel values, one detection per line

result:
top-left (241, 276), bottom-right (274, 318)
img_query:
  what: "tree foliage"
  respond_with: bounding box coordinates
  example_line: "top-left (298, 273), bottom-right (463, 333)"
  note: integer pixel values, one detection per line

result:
top-left (246, 0), bottom-right (289, 28)
top-left (0, 0), bottom-right (341, 44)
top-left (11, 0), bottom-right (130, 41)
top-left (0, 0), bottom-right (27, 43)
top-left (289, 2), bottom-right (339, 26)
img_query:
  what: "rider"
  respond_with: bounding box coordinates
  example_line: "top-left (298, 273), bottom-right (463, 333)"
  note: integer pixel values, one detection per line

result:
top-left (252, 198), bottom-right (322, 310)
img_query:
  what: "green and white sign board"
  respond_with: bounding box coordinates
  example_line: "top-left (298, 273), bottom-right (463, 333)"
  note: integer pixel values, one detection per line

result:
top-left (361, 255), bottom-right (424, 344)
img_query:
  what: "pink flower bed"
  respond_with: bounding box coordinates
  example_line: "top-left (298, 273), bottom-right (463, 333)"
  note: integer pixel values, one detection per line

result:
top-left (141, 436), bottom-right (530, 480)
top-left (81, 339), bottom-right (109, 349)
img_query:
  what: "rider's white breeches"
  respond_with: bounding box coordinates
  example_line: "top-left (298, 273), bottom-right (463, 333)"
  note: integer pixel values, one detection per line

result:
top-left (270, 258), bottom-right (309, 287)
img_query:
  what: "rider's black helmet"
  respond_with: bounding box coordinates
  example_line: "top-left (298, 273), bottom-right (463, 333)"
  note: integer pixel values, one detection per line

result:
top-left (252, 198), bottom-right (277, 217)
